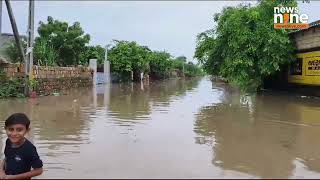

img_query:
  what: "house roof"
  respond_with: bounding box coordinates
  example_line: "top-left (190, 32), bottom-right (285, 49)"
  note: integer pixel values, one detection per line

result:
top-left (288, 20), bottom-right (320, 34)
top-left (0, 56), bottom-right (9, 64)
top-left (0, 33), bottom-right (27, 39)
top-left (0, 33), bottom-right (15, 37)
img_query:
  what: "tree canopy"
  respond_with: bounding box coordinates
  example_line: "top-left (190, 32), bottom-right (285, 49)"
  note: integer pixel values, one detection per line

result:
top-left (36, 16), bottom-right (91, 66)
top-left (5, 16), bottom-right (203, 82)
top-left (107, 40), bottom-right (151, 81)
top-left (194, 0), bottom-right (297, 91)
top-left (108, 40), bottom-right (204, 81)
top-left (149, 51), bottom-right (173, 79)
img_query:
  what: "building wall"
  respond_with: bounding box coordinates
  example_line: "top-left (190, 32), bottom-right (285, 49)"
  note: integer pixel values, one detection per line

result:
top-left (287, 24), bottom-right (320, 86)
top-left (288, 51), bottom-right (320, 85)
top-left (0, 63), bottom-right (93, 95)
top-left (291, 26), bottom-right (320, 51)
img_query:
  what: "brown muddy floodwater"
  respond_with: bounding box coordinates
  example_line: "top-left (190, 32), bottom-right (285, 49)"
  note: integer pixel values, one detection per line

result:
top-left (1, 76), bottom-right (320, 178)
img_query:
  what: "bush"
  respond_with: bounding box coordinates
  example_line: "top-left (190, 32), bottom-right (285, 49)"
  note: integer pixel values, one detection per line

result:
top-left (0, 79), bottom-right (25, 98)
top-left (0, 70), bottom-right (25, 98)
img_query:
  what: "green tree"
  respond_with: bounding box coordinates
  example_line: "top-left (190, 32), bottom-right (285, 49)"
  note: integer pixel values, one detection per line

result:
top-left (175, 56), bottom-right (187, 62)
top-left (184, 62), bottom-right (204, 77)
top-left (36, 16), bottom-right (90, 66)
top-left (33, 38), bottom-right (58, 66)
top-left (80, 45), bottom-right (106, 66)
top-left (172, 59), bottom-right (184, 72)
top-left (194, 30), bottom-right (220, 75)
top-left (108, 40), bottom-right (151, 81)
top-left (195, 0), bottom-right (297, 91)
top-left (149, 51), bottom-right (173, 79)
top-left (5, 37), bottom-right (27, 63)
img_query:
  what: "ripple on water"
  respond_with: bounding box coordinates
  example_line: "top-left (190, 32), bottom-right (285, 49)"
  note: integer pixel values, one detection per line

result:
top-left (2, 77), bottom-right (320, 178)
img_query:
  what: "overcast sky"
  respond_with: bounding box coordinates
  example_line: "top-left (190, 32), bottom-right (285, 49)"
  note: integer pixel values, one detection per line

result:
top-left (1, 1), bottom-right (320, 63)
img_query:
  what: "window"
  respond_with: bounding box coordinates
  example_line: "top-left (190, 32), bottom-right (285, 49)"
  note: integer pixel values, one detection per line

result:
top-left (289, 58), bottom-right (303, 75)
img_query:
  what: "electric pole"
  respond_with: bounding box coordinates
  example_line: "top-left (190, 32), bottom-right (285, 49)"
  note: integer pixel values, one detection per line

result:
top-left (4, 0), bottom-right (25, 63)
top-left (4, 0), bottom-right (28, 95)
top-left (104, 44), bottom-right (111, 84)
top-left (27, 0), bottom-right (34, 83)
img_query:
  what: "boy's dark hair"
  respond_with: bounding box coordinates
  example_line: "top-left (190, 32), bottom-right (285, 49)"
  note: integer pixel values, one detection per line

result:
top-left (5, 113), bottom-right (30, 129)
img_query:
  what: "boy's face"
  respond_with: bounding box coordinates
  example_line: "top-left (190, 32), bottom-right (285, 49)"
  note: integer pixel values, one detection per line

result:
top-left (5, 124), bottom-right (28, 145)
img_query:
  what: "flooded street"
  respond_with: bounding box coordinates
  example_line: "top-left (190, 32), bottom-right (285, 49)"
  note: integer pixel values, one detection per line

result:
top-left (1, 76), bottom-right (320, 178)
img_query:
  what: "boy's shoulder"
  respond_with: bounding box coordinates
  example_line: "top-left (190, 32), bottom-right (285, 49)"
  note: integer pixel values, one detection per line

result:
top-left (23, 139), bottom-right (36, 148)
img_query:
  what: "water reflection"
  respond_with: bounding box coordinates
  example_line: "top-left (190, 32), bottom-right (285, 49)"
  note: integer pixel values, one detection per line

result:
top-left (1, 77), bottom-right (320, 178)
top-left (105, 78), bottom-right (201, 123)
top-left (0, 87), bottom-right (95, 174)
top-left (195, 81), bottom-right (320, 178)
top-left (0, 77), bottom-right (202, 178)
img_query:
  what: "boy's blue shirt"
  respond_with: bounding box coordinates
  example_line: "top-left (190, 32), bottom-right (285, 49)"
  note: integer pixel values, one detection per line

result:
top-left (4, 138), bottom-right (43, 175)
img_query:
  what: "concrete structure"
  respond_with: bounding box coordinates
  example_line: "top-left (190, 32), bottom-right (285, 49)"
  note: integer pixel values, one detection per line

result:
top-left (0, 63), bottom-right (93, 95)
top-left (104, 44), bottom-right (111, 84)
top-left (104, 61), bottom-right (110, 83)
top-left (287, 20), bottom-right (320, 86)
top-left (289, 20), bottom-right (320, 52)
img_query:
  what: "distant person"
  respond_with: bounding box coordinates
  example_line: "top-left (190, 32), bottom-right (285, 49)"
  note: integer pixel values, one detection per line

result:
top-left (0, 113), bottom-right (43, 179)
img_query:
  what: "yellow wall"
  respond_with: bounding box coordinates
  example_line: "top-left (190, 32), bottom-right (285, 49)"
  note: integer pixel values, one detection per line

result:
top-left (288, 51), bottom-right (320, 85)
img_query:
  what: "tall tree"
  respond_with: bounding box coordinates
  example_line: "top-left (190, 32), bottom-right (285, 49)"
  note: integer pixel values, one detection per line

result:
top-left (149, 51), bottom-right (173, 79)
top-left (108, 40), bottom-right (151, 81)
top-left (175, 56), bottom-right (187, 62)
top-left (80, 45), bottom-right (106, 66)
top-left (195, 0), bottom-right (297, 91)
top-left (36, 16), bottom-right (90, 66)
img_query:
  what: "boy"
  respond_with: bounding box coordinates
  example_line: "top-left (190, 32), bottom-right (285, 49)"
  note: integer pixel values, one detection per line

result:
top-left (0, 113), bottom-right (43, 179)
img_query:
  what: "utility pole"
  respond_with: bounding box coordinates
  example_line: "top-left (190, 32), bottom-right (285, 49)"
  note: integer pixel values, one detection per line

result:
top-left (4, 0), bottom-right (27, 95)
top-left (104, 44), bottom-right (111, 84)
top-left (4, 0), bottom-right (25, 62)
top-left (182, 63), bottom-right (185, 77)
top-left (27, 0), bottom-right (34, 83)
